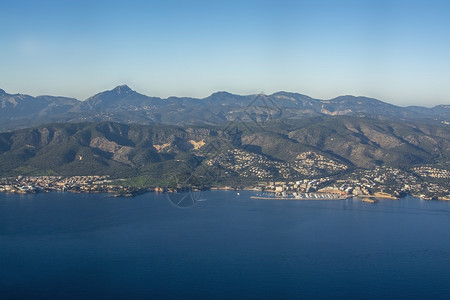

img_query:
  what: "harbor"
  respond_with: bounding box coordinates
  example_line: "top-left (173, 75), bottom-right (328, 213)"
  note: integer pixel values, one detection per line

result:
top-left (251, 192), bottom-right (350, 201)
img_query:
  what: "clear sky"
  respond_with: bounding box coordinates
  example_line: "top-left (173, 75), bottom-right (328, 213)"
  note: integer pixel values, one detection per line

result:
top-left (1, 0), bottom-right (450, 106)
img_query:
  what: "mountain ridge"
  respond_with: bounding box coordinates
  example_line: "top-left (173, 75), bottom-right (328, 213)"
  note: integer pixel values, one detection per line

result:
top-left (0, 117), bottom-right (448, 179)
top-left (2, 85), bottom-right (446, 108)
top-left (1, 85), bottom-right (447, 106)
top-left (1, 85), bottom-right (449, 131)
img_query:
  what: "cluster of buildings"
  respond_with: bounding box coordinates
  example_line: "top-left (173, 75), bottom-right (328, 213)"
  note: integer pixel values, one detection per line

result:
top-left (0, 176), bottom-right (118, 194)
top-left (412, 166), bottom-right (450, 179)
top-left (188, 150), bottom-right (450, 200)
top-left (239, 166), bottom-right (449, 200)
top-left (1, 156), bottom-right (448, 200)
top-left (261, 177), bottom-right (333, 194)
top-left (205, 149), bottom-right (282, 179)
top-left (292, 151), bottom-right (348, 176)
top-left (205, 149), bottom-right (347, 179)
top-left (324, 167), bottom-right (449, 200)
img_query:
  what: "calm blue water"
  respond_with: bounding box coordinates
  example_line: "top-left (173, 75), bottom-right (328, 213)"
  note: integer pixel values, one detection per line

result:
top-left (1, 190), bottom-right (450, 299)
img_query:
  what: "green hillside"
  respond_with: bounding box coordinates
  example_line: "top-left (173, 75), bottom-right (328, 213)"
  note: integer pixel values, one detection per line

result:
top-left (0, 117), bottom-right (448, 186)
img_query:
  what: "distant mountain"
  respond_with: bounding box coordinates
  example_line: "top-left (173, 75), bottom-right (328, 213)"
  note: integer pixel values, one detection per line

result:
top-left (0, 117), bottom-right (448, 179)
top-left (1, 85), bottom-right (449, 131)
top-left (406, 104), bottom-right (450, 119)
top-left (0, 89), bottom-right (79, 129)
top-left (74, 85), bottom-right (163, 112)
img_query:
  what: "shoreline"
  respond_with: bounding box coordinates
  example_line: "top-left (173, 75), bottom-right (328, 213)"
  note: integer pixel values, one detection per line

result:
top-left (359, 194), bottom-right (399, 200)
top-left (0, 188), bottom-right (447, 202)
top-left (0, 175), bottom-right (447, 201)
top-left (250, 195), bottom-right (350, 201)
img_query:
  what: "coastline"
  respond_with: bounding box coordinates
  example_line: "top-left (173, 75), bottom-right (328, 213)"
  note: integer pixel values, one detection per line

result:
top-left (360, 193), bottom-right (399, 200)
top-left (250, 195), bottom-right (350, 201)
top-left (0, 175), bottom-right (448, 201)
top-left (0, 187), bottom-right (448, 202)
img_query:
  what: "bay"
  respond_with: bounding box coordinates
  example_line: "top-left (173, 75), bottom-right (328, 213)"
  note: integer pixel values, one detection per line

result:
top-left (1, 190), bottom-right (450, 299)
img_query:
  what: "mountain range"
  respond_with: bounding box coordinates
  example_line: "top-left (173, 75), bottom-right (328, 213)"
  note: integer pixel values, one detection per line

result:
top-left (0, 117), bottom-right (448, 181)
top-left (1, 85), bottom-right (449, 132)
top-left (1, 85), bottom-right (449, 187)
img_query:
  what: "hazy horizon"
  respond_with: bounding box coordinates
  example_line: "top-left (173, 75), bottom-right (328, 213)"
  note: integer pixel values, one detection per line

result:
top-left (1, 84), bottom-right (448, 109)
top-left (2, 0), bottom-right (450, 106)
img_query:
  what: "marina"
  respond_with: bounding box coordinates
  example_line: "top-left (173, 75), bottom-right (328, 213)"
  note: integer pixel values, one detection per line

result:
top-left (251, 192), bottom-right (350, 200)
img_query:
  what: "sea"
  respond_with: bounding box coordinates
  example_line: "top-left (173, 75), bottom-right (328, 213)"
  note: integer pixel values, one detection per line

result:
top-left (1, 190), bottom-right (450, 299)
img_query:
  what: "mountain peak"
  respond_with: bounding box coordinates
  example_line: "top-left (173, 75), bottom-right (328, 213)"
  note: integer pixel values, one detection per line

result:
top-left (0, 88), bottom-right (6, 95)
top-left (209, 91), bottom-right (235, 98)
top-left (112, 85), bottom-right (132, 94)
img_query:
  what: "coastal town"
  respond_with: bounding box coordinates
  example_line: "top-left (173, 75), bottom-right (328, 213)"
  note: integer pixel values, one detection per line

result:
top-left (202, 149), bottom-right (450, 200)
top-left (1, 163), bottom-right (449, 201)
top-left (0, 175), bottom-right (136, 196)
top-left (257, 166), bottom-right (450, 201)
top-left (204, 149), bottom-right (349, 180)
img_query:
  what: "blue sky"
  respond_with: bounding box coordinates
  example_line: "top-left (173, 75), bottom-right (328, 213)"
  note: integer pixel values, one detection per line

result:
top-left (1, 0), bottom-right (450, 106)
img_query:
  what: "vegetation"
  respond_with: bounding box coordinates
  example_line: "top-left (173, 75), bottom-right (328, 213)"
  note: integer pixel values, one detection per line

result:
top-left (0, 118), bottom-right (447, 186)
